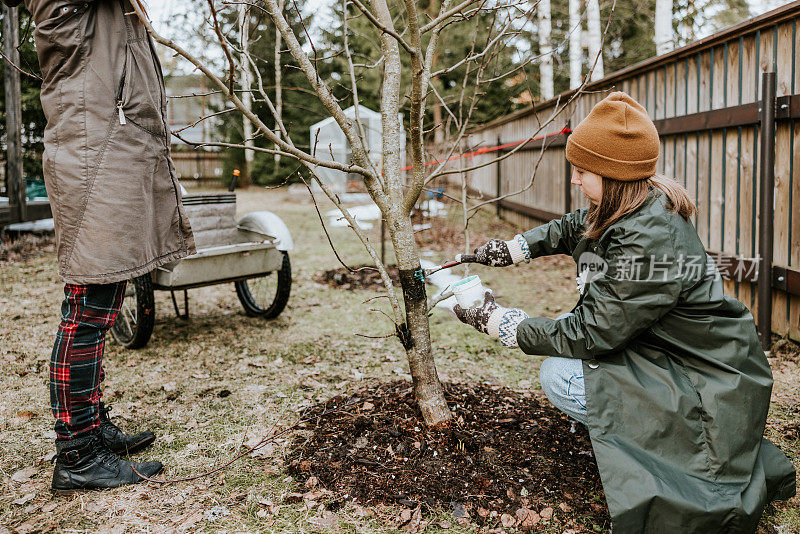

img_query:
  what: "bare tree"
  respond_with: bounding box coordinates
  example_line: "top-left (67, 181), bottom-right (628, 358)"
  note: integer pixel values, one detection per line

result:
top-left (655, 0), bottom-right (673, 54)
top-left (586, 0), bottom-right (604, 80)
top-left (273, 0), bottom-right (285, 166)
top-left (239, 3), bottom-right (255, 183)
top-left (132, 0), bottom-right (611, 426)
top-left (568, 0), bottom-right (581, 89)
top-left (538, 0), bottom-right (554, 99)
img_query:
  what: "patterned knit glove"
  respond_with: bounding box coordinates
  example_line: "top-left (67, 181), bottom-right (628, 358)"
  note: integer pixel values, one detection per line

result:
top-left (467, 234), bottom-right (531, 267)
top-left (453, 291), bottom-right (530, 348)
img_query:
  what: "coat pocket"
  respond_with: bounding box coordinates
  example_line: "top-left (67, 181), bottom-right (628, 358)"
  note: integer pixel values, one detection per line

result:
top-left (34, 3), bottom-right (92, 81)
top-left (116, 41), bottom-right (166, 138)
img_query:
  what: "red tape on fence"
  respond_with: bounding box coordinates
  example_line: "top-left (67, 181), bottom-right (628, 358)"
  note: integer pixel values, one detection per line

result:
top-left (399, 126), bottom-right (572, 172)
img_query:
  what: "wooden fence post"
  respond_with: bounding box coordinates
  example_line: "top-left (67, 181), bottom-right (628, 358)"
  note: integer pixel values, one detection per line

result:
top-left (3, 5), bottom-right (25, 223)
top-left (757, 71), bottom-right (776, 351)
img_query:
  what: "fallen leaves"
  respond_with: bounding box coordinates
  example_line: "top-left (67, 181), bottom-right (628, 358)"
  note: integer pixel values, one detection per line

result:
top-left (309, 510), bottom-right (338, 528)
top-left (500, 513), bottom-right (516, 528)
top-left (515, 507), bottom-right (540, 530)
top-left (11, 467), bottom-right (37, 484)
top-left (12, 411), bottom-right (36, 425)
top-left (398, 506), bottom-right (423, 531)
top-left (11, 493), bottom-right (35, 506)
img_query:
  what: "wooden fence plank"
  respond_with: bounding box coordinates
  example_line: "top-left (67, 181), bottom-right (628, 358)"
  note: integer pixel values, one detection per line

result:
top-left (773, 121), bottom-right (792, 334)
top-left (709, 130), bottom-right (724, 252)
top-left (647, 69), bottom-right (656, 119)
top-left (737, 127), bottom-right (753, 309)
top-left (666, 63), bottom-right (676, 119)
top-left (664, 135), bottom-right (674, 178)
top-left (777, 21), bottom-right (794, 96)
top-left (714, 45), bottom-right (726, 110)
top-left (697, 132), bottom-right (710, 248)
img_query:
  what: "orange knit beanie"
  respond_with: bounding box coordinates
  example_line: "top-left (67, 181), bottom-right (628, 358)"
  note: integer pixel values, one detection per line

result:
top-left (565, 91), bottom-right (660, 181)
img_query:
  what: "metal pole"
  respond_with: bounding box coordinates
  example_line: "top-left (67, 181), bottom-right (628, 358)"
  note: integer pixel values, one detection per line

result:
top-left (495, 136), bottom-right (502, 219)
top-left (3, 5), bottom-right (25, 222)
top-left (757, 71), bottom-right (776, 351)
top-left (563, 124), bottom-right (572, 214)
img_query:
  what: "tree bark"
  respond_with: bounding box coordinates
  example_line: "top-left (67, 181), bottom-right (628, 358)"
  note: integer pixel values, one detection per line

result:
top-left (238, 4), bottom-right (254, 185)
top-left (586, 0), bottom-right (604, 80)
top-left (654, 0), bottom-right (673, 55)
top-left (538, 0), bottom-right (553, 100)
top-left (372, 0), bottom-right (452, 426)
top-left (3, 4), bottom-right (25, 222)
top-left (568, 0), bottom-right (581, 89)
top-left (390, 215), bottom-right (451, 425)
top-left (274, 0), bottom-right (285, 166)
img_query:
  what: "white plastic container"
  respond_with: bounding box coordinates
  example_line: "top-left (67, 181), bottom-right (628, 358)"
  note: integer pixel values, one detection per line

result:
top-left (451, 275), bottom-right (488, 308)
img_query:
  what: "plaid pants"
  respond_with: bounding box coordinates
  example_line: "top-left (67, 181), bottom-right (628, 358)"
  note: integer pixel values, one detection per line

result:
top-left (50, 282), bottom-right (127, 440)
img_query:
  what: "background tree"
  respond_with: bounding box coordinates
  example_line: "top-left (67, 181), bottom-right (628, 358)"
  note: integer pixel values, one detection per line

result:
top-left (0, 9), bottom-right (44, 185)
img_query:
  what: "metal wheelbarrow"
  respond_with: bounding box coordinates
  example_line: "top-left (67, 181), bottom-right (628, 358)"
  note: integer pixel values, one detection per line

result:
top-left (110, 192), bottom-right (293, 349)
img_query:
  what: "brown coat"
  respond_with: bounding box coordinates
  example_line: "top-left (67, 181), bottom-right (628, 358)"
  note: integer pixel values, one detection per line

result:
top-left (9, 0), bottom-right (195, 283)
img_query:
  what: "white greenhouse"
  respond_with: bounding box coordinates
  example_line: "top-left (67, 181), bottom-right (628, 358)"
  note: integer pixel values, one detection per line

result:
top-left (309, 105), bottom-right (405, 194)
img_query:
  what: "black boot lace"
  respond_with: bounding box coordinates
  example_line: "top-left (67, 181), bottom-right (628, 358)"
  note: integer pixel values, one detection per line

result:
top-left (99, 402), bottom-right (122, 433)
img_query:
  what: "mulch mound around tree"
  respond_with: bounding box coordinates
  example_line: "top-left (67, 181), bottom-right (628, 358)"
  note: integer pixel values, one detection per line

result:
top-left (314, 264), bottom-right (401, 291)
top-left (287, 381), bottom-right (609, 532)
top-left (771, 335), bottom-right (800, 363)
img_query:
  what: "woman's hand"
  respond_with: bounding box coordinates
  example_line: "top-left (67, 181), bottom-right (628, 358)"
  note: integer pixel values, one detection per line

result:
top-left (453, 292), bottom-right (529, 348)
top-left (469, 234), bottom-right (531, 266)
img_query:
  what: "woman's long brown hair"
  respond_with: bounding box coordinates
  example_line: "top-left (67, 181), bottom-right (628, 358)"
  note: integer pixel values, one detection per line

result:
top-left (583, 174), bottom-right (697, 240)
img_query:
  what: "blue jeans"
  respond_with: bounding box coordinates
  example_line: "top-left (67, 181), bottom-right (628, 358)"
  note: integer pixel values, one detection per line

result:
top-left (538, 312), bottom-right (588, 425)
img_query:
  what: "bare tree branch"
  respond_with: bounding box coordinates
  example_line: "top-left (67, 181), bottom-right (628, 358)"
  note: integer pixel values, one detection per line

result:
top-left (419, 0), bottom-right (482, 33)
top-left (349, 0), bottom-right (414, 54)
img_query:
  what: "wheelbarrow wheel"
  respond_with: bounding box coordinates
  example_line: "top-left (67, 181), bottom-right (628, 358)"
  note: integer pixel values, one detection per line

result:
top-left (235, 252), bottom-right (291, 318)
top-left (110, 274), bottom-right (155, 349)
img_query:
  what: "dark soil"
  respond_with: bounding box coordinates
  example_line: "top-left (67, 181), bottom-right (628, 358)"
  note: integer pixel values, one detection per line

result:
top-left (0, 233), bottom-right (55, 265)
top-left (771, 335), bottom-right (800, 363)
top-left (314, 264), bottom-right (401, 291)
top-left (288, 381), bottom-right (609, 532)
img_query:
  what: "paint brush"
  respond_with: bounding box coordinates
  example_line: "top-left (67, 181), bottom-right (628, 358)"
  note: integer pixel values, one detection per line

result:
top-left (423, 254), bottom-right (478, 276)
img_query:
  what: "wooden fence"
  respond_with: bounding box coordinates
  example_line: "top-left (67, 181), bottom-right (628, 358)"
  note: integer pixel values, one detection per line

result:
top-left (437, 1), bottom-right (800, 345)
top-left (171, 151), bottom-right (226, 188)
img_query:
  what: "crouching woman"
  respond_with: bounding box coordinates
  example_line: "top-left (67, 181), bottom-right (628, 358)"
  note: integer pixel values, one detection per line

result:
top-left (455, 92), bottom-right (795, 532)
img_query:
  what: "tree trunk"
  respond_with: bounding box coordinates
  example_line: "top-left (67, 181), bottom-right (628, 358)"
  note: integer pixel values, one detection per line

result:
top-left (238, 4), bottom-right (253, 185)
top-left (568, 0), bottom-right (581, 89)
top-left (654, 0), bottom-right (673, 55)
top-left (274, 0), bottom-right (285, 167)
top-left (433, 100), bottom-right (444, 145)
top-left (586, 0), bottom-right (604, 80)
top-left (4, 4), bottom-right (25, 222)
top-left (389, 214), bottom-right (451, 425)
top-left (538, 0), bottom-right (553, 100)
top-left (371, 0), bottom-right (452, 426)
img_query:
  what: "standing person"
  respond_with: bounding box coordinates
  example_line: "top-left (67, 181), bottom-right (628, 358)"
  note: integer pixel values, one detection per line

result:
top-left (2, 0), bottom-right (195, 491)
top-left (454, 92), bottom-right (795, 531)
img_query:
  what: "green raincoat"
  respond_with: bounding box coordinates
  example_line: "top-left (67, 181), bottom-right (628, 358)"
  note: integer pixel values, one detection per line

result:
top-left (516, 189), bottom-right (795, 533)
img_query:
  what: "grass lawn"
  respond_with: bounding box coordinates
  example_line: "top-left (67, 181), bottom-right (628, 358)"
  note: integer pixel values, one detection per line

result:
top-left (1, 186), bottom-right (798, 533)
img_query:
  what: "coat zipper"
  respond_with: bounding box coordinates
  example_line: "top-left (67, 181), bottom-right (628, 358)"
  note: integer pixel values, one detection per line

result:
top-left (115, 45), bottom-right (128, 125)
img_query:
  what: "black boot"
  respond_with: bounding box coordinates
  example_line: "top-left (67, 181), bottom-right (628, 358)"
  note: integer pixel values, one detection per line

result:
top-left (51, 433), bottom-right (163, 493)
top-left (99, 402), bottom-right (156, 455)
